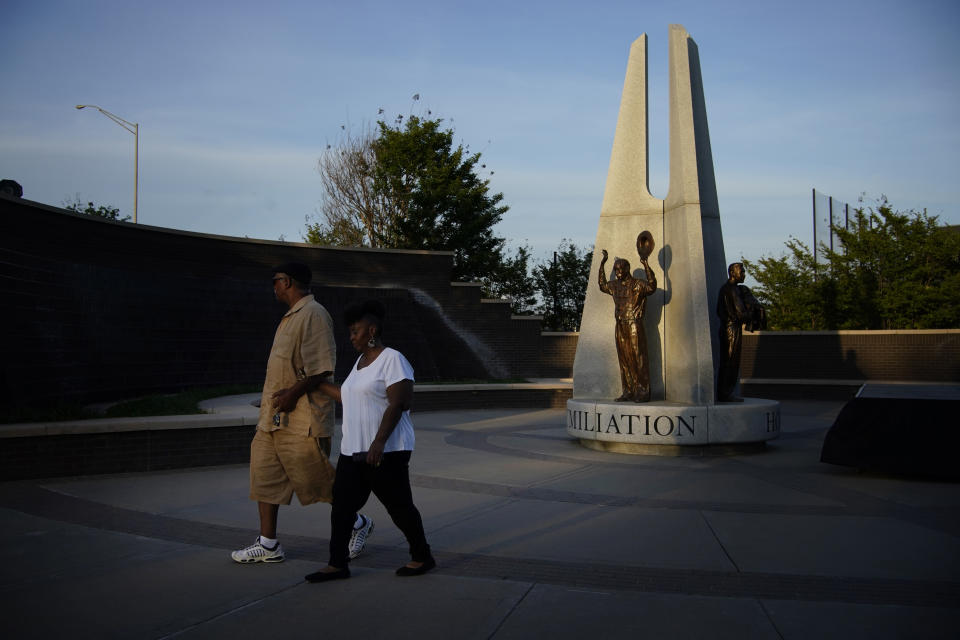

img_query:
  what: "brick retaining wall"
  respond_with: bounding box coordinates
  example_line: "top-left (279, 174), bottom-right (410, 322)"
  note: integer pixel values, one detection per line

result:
top-left (539, 332), bottom-right (578, 378)
top-left (538, 331), bottom-right (958, 386)
top-left (740, 330), bottom-right (960, 383)
top-left (0, 426), bottom-right (254, 481)
top-left (0, 386), bottom-right (572, 480)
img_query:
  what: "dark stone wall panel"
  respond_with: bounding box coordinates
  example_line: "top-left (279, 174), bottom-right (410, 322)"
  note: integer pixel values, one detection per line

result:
top-left (1, 196), bottom-right (547, 408)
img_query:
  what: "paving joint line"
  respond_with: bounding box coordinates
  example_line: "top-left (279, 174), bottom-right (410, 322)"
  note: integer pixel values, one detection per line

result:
top-left (757, 599), bottom-right (786, 640)
top-left (155, 581), bottom-right (305, 640)
top-left (699, 510), bottom-right (741, 573)
top-left (486, 581), bottom-right (536, 640)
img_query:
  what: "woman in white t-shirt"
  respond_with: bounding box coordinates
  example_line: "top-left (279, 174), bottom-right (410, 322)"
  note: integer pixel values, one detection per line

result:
top-left (305, 300), bottom-right (435, 583)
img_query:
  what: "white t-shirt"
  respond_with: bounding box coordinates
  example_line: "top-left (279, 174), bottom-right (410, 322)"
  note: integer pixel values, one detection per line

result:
top-left (339, 347), bottom-right (416, 456)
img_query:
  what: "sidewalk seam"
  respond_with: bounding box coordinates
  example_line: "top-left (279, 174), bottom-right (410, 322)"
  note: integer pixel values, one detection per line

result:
top-left (154, 581), bottom-right (303, 639)
top-left (699, 510), bottom-right (741, 573)
top-left (486, 581), bottom-right (536, 640)
top-left (757, 599), bottom-right (786, 640)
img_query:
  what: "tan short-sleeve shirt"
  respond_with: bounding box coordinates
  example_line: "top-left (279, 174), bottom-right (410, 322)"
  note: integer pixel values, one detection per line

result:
top-left (257, 295), bottom-right (337, 437)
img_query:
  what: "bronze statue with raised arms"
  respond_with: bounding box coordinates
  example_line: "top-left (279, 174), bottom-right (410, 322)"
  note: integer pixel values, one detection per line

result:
top-left (598, 231), bottom-right (657, 403)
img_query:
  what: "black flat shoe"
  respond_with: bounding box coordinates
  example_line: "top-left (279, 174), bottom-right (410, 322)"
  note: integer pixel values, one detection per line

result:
top-left (305, 568), bottom-right (350, 583)
top-left (395, 557), bottom-right (436, 577)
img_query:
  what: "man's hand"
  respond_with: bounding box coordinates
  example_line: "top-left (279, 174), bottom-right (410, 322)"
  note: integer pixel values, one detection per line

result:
top-left (271, 388), bottom-right (298, 413)
top-left (270, 374), bottom-right (326, 414)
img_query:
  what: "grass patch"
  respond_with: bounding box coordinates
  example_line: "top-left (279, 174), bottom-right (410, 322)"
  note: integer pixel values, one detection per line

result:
top-left (424, 378), bottom-right (530, 384)
top-left (0, 404), bottom-right (99, 425)
top-left (1, 379), bottom-right (535, 424)
top-left (0, 384), bottom-right (261, 424)
top-left (103, 384), bottom-right (261, 418)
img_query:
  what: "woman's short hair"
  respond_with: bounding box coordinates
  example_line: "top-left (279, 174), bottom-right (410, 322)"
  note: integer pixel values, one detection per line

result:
top-left (343, 300), bottom-right (386, 328)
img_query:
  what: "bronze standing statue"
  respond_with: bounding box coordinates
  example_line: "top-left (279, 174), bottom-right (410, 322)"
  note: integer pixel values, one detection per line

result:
top-left (716, 262), bottom-right (766, 402)
top-left (598, 231), bottom-right (657, 403)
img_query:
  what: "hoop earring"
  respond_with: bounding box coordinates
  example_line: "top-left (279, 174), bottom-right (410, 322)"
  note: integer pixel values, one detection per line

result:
top-left (367, 337), bottom-right (376, 348)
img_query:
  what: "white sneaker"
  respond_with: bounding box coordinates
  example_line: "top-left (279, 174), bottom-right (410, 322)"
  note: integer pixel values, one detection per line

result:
top-left (231, 538), bottom-right (285, 563)
top-left (348, 515), bottom-right (374, 559)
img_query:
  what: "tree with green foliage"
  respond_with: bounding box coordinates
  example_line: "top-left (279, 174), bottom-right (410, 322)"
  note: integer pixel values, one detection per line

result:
top-left (306, 111), bottom-right (508, 282)
top-left (742, 237), bottom-right (822, 330)
top-left (479, 244), bottom-right (537, 314)
top-left (374, 115), bottom-right (508, 281)
top-left (744, 197), bottom-right (960, 330)
top-left (533, 239), bottom-right (593, 331)
top-left (63, 195), bottom-right (130, 222)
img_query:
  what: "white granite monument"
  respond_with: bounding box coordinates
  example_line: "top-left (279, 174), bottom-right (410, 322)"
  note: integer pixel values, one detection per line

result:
top-left (568, 25), bottom-right (780, 453)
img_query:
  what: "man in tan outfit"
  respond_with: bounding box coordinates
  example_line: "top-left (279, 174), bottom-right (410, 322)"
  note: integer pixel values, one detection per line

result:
top-left (232, 262), bottom-right (371, 563)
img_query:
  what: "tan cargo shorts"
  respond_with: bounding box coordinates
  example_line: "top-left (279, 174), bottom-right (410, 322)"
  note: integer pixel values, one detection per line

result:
top-left (249, 429), bottom-right (334, 506)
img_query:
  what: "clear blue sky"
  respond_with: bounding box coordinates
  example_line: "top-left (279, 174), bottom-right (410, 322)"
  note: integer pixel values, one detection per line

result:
top-left (2, 0), bottom-right (958, 272)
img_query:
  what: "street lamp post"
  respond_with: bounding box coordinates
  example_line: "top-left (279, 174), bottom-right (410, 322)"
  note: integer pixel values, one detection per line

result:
top-left (76, 105), bottom-right (139, 223)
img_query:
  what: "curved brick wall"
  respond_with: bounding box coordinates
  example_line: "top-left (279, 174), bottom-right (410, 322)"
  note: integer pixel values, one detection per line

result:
top-left (0, 195), bottom-right (545, 407)
top-left (741, 331), bottom-right (960, 382)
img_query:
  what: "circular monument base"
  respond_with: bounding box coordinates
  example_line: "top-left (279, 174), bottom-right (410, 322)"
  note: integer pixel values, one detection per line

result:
top-left (567, 397), bottom-right (780, 456)
top-left (578, 439), bottom-right (768, 457)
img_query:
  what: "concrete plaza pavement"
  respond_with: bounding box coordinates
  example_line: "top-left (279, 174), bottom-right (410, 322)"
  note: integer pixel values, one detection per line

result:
top-left (2, 397), bottom-right (959, 639)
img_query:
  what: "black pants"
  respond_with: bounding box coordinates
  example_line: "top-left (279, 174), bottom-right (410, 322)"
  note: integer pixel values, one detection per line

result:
top-left (328, 450), bottom-right (431, 568)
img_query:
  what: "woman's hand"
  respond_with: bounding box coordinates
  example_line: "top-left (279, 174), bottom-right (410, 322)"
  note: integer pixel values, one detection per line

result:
top-left (366, 440), bottom-right (385, 467)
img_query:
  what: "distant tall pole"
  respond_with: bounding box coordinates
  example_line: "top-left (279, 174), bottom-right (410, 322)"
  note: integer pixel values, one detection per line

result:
top-left (811, 188), bottom-right (817, 270)
top-left (553, 251), bottom-right (562, 330)
top-left (76, 105), bottom-right (139, 223)
top-left (828, 196), bottom-right (834, 254)
top-left (134, 122), bottom-right (138, 223)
